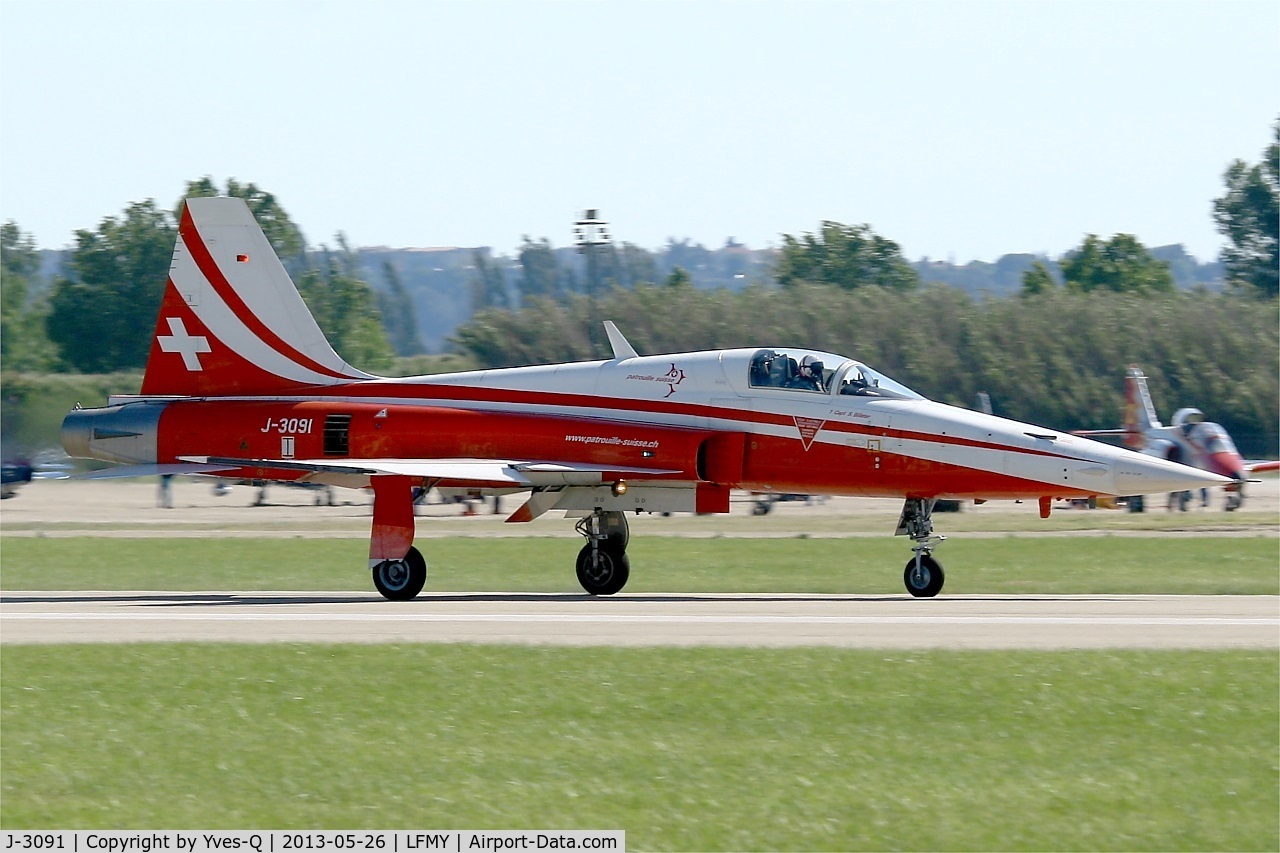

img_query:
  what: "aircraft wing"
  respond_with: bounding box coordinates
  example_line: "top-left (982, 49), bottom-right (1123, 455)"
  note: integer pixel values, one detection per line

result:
top-left (177, 455), bottom-right (683, 489)
top-left (1245, 459), bottom-right (1280, 474)
top-left (177, 455), bottom-right (693, 523)
top-left (78, 461), bottom-right (243, 479)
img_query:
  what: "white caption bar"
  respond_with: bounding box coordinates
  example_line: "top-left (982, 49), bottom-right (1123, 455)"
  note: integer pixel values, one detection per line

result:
top-left (2, 833), bottom-right (624, 853)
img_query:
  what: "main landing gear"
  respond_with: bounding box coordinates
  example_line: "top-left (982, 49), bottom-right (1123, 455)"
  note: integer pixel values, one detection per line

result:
top-left (897, 497), bottom-right (946, 597)
top-left (365, 490), bottom-right (953, 601)
top-left (372, 546), bottom-right (427, 601)
top-left (575, 510), bottom-right (630, 595)
top-left (368, 475), bottom-right (427, 601)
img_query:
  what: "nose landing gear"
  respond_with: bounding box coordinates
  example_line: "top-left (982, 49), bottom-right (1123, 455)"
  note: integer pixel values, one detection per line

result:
top-left (574, 510), bottom-right (631, 595)
top-left (897, 497), bottom-right (946, 597)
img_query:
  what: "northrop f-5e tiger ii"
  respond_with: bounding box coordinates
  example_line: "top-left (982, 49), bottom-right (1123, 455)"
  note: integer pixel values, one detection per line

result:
top-left (62, 197), bottom-right (1227, 599)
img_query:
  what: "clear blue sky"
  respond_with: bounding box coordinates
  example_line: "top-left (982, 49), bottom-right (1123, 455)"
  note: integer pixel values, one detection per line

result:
top-left (1, 0), bottom-right (1275, 263)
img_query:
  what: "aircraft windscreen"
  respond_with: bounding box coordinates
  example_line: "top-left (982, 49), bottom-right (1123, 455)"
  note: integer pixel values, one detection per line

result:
top-left (1191, 424), bottom-right (1238, 456)
top-left (836, 364), bottom-right (926, 400)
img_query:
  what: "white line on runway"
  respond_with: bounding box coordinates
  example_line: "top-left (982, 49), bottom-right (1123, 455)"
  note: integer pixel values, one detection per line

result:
top-left (4, 612), bottom-right (1276, 626)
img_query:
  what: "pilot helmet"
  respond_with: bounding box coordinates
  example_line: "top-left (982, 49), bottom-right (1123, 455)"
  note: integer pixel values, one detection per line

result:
top-left (800, 354), bottom-right (824, 377)
top-left (1171, 407), bottom-right (1204, 429)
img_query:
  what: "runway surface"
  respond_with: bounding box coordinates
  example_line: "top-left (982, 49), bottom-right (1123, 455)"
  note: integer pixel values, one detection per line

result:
top-left (2, 591), bottom-right (1276, 649)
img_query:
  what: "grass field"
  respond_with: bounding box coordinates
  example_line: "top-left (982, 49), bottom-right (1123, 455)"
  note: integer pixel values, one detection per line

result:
top-left (2, 534), bottom-right (1277, 594)
top-left (3, 534), bottom-right (1277, 846)
top-left (2, 644), bottom-right (1276, 850)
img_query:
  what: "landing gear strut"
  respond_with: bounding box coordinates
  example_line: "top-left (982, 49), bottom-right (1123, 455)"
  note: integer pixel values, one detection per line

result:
top-left (575, 510), bottom-right (630, 595)
top-left (897, 498), bottom-right (946, 597)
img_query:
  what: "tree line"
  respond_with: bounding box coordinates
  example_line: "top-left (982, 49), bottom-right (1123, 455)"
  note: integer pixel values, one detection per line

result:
top-left (454, 283), bottom-right (1277, 456)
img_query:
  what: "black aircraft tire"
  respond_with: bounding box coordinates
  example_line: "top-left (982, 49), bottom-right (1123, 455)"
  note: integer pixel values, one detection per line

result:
top-left (903, 554), bottom-right (945, 598)
top-left (372, 546), bottom-right (427, 601)
top-left (576, 544), bottom-right (630, 596)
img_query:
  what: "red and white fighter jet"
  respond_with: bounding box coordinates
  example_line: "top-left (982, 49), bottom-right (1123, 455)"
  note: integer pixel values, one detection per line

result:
top-left (1075, 365), bottom-right (1279, 510)
top-left (62, 197), bottom-right (1227, 599)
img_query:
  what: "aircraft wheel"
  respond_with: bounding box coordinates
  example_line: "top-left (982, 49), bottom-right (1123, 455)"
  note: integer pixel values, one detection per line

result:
top-left (576, 544), bottom-right (630, 596)
top-left (904, 554), bottom-right (944, 598)
top-left (372, 546), bottom-right (427, 601)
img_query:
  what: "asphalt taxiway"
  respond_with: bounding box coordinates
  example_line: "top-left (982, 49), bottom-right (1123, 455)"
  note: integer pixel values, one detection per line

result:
top-left (2, 591), bottom-right (1276, 648)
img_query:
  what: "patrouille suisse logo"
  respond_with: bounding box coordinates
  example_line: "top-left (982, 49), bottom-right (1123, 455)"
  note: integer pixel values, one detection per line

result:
top-left (793, 416), bottom-right (826, 450)
top-left (662, 363), bottom-right (686, 397)
top-left (626, 363), bottom-right (687, 398)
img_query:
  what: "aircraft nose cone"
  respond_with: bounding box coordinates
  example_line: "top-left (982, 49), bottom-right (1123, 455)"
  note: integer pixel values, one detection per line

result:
top-left (1113, 454), bottom-right (1231, 495)
top-left (1208, 450), bottom-right (1246, 482)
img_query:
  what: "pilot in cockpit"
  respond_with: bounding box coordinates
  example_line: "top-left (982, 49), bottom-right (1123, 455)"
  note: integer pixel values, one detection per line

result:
top-left (789, 355), bottom-right (825, 392)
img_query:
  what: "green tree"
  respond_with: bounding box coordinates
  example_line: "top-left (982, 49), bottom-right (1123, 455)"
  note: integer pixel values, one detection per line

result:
top-left (1060, 234), bottom-right (1174, 293)
top-left (1212, 118), bottom-right (1279, 298)
top-left (470, 248), bottom-right (511, 311)
top-left (46, 200), bottom-right (176, 372)
top-left (616, 242), bottom-right (658, 288)
top-left (665, 266), bottom-right (693, 289)
top-left (296, 259), bottom-right (395, 373)
top-left (776, 221), bottom-right (919, 291)
top-left (302, 233), bottom-right (396, 371)
top-left (517, 236), bottom-right (564, 302)
top-left (379, 260), bottom-right (425, 356)
top-left (1020, 260), bottom-right (1057, 295)
top-left (0, 221), bottom-right (55, 371)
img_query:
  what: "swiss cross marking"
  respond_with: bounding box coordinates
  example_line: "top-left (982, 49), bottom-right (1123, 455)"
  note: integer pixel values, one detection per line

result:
top-left (157, 317), bottom-right (211, 371)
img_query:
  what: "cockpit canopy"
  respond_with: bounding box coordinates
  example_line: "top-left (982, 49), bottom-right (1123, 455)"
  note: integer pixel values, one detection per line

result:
top-left (746, 348), bottom-right (924, 400)
top-left (1185, 421), bottom-right (1238, 456)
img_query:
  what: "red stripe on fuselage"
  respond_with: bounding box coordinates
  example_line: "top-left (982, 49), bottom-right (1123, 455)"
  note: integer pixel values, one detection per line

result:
top-left (277, 379), bottom-right (1088, 465)
top-left (153, 397), bottom-right (1096, 500)
top-left (178, 206), bottom-right (352, 381)
top-left (156, 400), bottom-right (710, 481)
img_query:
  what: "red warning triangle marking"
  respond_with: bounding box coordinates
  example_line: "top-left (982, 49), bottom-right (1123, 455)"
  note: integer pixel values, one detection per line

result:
top-left (793, 416), bottom-right (826, 451)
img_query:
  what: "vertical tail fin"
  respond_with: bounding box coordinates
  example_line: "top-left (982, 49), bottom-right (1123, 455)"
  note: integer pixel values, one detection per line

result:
top-left (140, 196), bottom-right (374, 396)
top-left (1123, 365), bottom-right (1160, 449)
